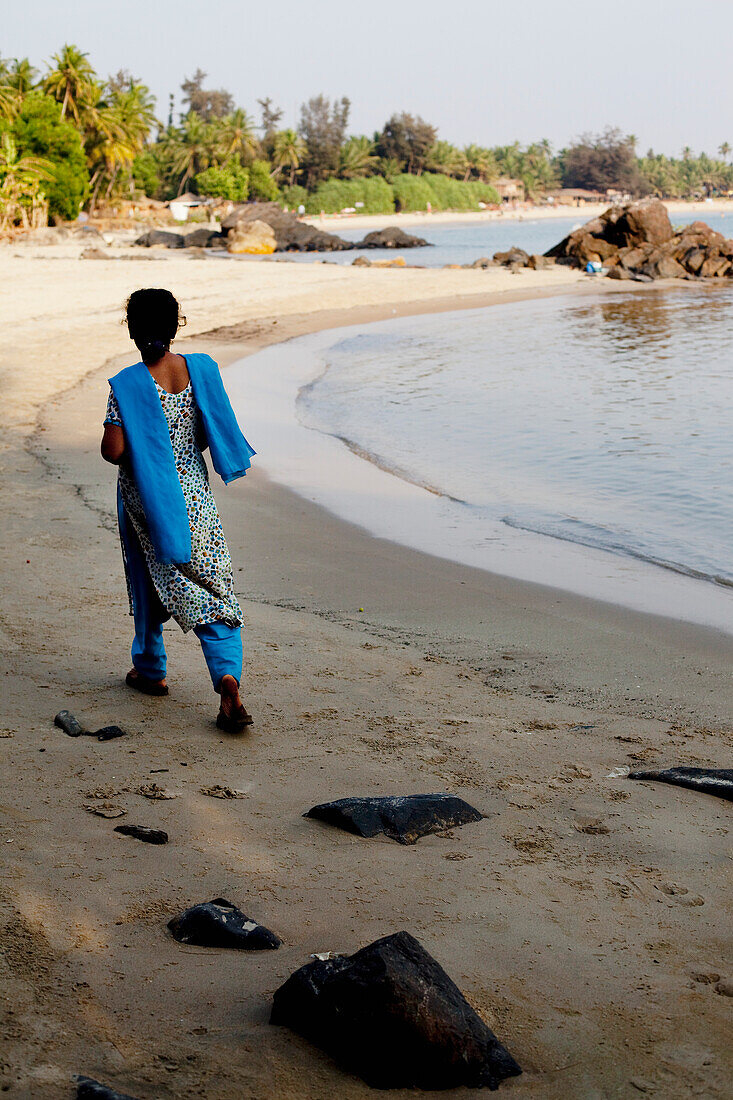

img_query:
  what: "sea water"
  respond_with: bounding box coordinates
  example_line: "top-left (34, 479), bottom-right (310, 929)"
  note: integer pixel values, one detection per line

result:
top-left (280, 210), bottom-right (733, 268)
top-left (298, 287), bottom-right (733, 591)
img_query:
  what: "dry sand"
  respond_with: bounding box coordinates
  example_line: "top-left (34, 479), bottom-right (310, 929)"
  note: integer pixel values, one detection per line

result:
top-left (1, 243), bottom-right (731, 1099)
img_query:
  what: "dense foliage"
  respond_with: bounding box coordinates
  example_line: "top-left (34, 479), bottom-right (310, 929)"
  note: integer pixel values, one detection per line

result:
top-left (10, 93), bottom-right (88, 219)
top-left (1, 44), bottom-right (733, 229)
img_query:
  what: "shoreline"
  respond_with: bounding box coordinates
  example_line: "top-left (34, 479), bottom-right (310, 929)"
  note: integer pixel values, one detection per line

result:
top-left (304, 197), bottom-right (733, 233)
top-left (223, 307), bottom-right (733, 637)
top-left (2, 253), bottom-right (732, 1097)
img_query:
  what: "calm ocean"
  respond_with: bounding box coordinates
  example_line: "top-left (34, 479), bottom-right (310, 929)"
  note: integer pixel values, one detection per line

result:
top-left (280, 210), bottom-right (733, 268)
top-left (298, 285), bottom-right (733, 591)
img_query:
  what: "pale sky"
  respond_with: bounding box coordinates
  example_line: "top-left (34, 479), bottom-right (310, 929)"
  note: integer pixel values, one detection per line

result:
top-left (5, 0), bottom-right (733, 157)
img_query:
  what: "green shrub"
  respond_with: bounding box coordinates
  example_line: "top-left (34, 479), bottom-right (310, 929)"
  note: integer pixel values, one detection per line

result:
top-left (304, 176), bottom-right (394, 215)
top-left (392, 172), bottom-right (500, 212)
top-left (391, 173), bottom-right (435, 211)
top-left (132, 151), bottom-right (161, 198)
top-left (195, 163), bottom-right (249, 201)
top-left (10, 92), bottom-right (88, 220)
top-left (248, 160), bottom-right (280, 201)
top-left (280, 184), bottom-right (308, 210)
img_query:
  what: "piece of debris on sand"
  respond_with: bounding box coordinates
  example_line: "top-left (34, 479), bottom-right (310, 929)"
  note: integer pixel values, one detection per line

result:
top-left (114, 825), bottom-right (168, 845)
top-left (168, 897), bottom-right (281, 949)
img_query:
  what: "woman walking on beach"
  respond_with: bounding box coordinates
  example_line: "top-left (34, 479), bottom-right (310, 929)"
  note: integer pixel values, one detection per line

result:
top-left (101, 288), bottom-right (255, 732)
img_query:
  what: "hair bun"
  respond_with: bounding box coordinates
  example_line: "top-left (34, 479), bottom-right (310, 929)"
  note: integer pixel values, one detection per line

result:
top-left (141, 339), bottom-right (167, 365)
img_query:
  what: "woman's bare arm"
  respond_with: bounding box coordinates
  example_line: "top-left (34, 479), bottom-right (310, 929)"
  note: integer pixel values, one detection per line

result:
top-left (101, 424), bottom-right (126, 464)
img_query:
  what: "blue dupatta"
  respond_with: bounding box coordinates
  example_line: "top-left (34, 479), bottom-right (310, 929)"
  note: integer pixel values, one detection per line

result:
top-left (109, 353), bottom-right (255, 565)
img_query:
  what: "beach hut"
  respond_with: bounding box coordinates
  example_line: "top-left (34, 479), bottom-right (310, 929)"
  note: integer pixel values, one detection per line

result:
top-left (494, 177), bottom-right (525, 203)
top-left (168, 192), bottom-right (210, 222)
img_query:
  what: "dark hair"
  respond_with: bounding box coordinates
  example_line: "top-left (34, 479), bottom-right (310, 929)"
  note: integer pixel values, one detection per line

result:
top-left (125, 288), bottom-right (185, 365)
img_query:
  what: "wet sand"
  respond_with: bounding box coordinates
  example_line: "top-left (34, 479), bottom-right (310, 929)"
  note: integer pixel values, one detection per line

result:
top-left (1, 249), bottom-right (731, 1099)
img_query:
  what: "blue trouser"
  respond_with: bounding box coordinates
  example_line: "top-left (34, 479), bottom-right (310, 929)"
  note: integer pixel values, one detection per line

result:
top-left (122, 494), bottom-right (242, 691)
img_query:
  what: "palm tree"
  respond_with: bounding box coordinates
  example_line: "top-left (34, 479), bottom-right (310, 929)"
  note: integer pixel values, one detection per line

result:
top-left (5, 57), bottom-right (38, 99)
top-left (426, 140), bottom-right (466, 178)
top-left (0, 132), bottom-right (53, 228)
top-left (0, 78), bottom-right (19, 122)
top-left (43, 45), bottom-right (96, 124)
top-left (462, 144), bottom-right (496, 182)
top-left (217, 108), bottom-right (258, 164)
top-left (272, 128), bottom-right (307, 186)
top-left (338, 135), bottom-right (377, 179)
top-left (162, 111), bottom-right (216, 194)
top-left (719, 142), bottom-right (731, 163)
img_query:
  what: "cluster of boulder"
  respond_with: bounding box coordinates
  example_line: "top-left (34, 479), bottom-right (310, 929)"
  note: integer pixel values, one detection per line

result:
top-left (545, 197), bottom-right (733, 281)
top-left (134, 204), bottom-right (430, 255)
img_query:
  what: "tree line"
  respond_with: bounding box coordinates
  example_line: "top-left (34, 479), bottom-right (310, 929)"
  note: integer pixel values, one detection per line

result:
top-left (1, 46), bottom-right (733, 229)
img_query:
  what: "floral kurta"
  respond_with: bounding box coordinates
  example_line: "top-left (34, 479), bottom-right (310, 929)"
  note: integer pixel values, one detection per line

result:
top-left (105, 382), bottom-right (243, 633)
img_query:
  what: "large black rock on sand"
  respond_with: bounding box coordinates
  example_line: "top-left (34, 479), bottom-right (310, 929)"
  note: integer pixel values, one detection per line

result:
top-left (271, 931), bottom-right (521, 1090)
top-left (630, 767), bottom-right (733, 801)
top-left (75, 1076), bottom-right (141, 1100)
top-left (304, 793), bottom-right (484, 844)
top-left (168, 897), bottom-right (281, 949)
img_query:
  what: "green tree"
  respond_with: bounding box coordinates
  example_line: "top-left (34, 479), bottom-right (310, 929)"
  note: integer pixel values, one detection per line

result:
top-left (0, 131), bottom-right (52, 228)
top-left (217, 108), bottom-right (258, 163)
top-left (375, 112), bottom-right (437, 175)
top-left (338, 135), bottom-right (378, 179)
top-left (271, 128), bottom-right (307, 186)
top-left (9, 92), bottom-right (89, 219)
top-left (43, 44), bottom-right (96, 124)
top-left (195, 162), bottom-right (249, 201)
top-left (180, 69), bottom-right (233, 121)
top-left (247, 159), bottom-right (279, 201)
top-left (298, 94), bottom-right (350, 187)
top-left (562, 127), bottom-right (644, 194)
top-left (4, 57), bottom-right (38, 99)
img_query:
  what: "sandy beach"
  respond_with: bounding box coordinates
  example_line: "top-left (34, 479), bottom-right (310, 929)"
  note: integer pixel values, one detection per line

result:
top-left (1, 243), bottom-right (732, 1099)
top-left (305, 197), bottom-right (733, 234)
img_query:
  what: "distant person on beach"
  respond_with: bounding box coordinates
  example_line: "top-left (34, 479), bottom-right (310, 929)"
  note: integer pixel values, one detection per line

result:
top-left (101, 288), bottom-right (255, 732)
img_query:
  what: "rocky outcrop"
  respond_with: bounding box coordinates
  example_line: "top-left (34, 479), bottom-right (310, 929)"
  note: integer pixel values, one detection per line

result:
top-left (227, 219), bottom-right (276, 254)
top-left (354, 227), bottom-right (429, 249)
top-left (493, 247), bottom-right (530, 267)
top-left (221, 202), bottom-right (352, 252)
top-left (545, 198), bottom-right (733, 280)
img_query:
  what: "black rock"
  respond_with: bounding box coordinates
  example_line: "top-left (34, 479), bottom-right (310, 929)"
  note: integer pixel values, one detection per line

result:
top-left (75, 1076), bottom-right (141, 1100)
top-left (114, 825), bottom-right (169, 844)
top-left (134, 229), bottom-right (185, 248)
top-left (630, 767), bottom-right (733, 801)
top-left (55, 710), bottom-right (84, 737)
top-left (95, 725), bottom-right (126, 742)
top-left (270, 930), bottom-right (521, 1090)
top-left (221, 202), bottom-right (353, 252)
top-left (304, 793), bottom-right (484, 845)
top-left (168, 897), bottom-right (281, 949)
top-left (183, 227), bottom-right (222, 248)
top-left (355, 227), bottom-right (429, 249)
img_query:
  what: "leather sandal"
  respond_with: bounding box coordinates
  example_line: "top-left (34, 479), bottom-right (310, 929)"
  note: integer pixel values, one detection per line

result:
top-left (126, 670), bottom-right (169, 697)
top-left (216, 705), bottom-right (253, 733)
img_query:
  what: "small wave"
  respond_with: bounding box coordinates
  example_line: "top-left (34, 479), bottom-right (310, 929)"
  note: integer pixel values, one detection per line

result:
top-left (502, 515), bottom-right (733, 589)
